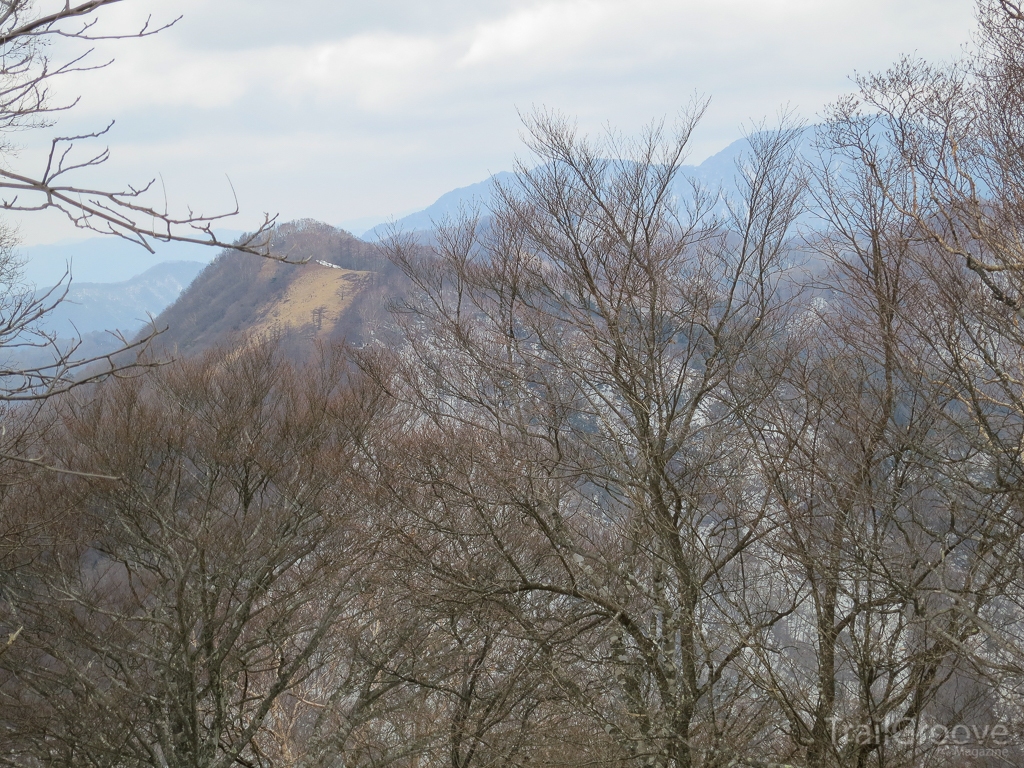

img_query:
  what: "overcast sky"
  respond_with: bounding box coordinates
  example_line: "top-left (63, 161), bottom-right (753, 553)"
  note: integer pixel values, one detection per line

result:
top-left (12, 0), bottom-right (977, 245)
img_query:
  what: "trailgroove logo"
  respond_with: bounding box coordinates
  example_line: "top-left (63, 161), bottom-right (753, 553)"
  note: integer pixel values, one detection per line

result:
top-left (829, 717), bottom-right (1019, 751)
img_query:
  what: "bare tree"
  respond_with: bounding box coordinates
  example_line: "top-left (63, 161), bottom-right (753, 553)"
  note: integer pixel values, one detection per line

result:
top-left (810, 5), bottom-right (1024, 749)
top-left (0, 342), bottom-right (392, 768)
top-left (0, 0), bottom-right (275, 252)
top-left (0, 0), bottom-right (279, 413)
top-left (373, 107), bottom-right (807, 768)
top-left (721, 17), bottom-right (1024, 762)
top-left (737, 139), bottom-right (1016, 768)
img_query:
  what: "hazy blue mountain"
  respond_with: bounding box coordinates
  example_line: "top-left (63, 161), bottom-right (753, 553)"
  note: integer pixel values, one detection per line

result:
top-left (359, 131), bottom-right (820, 242)
top-left (361, 172), bottom-right (519, 241)
top-left (18, 231), bottom-right (242, 288)
top-left (37, 260), bottom-right (207, 336)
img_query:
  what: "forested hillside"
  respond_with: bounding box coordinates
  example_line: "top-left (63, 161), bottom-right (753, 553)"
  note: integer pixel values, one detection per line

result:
top-left (147, 220), bottom-right (406, 356)
top-left (4, 3), bottom-right (1024, 768)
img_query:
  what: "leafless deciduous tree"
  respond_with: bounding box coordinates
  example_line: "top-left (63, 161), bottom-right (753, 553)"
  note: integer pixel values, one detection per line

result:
top-left (733, 135), bottom-right (1020, 768)
top-left (813, 3), bottom-right (1024, 745)
top-left (0, 0), bottom-right (280, 413)
top-left (0, 0), bottom-right (275, 252)
top-left (0, 342), bottom-right (398, 768)
top-left (0, 0), bottom-right (289, 562)
top-left (374, 106), bottom-right (807, 768)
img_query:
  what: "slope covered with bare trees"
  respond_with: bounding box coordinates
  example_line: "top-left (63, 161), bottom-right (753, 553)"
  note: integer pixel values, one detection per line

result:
top-left (144, 220), bottom-right (403, 357)
top-left (5, 3), bottom-right (1024, 768)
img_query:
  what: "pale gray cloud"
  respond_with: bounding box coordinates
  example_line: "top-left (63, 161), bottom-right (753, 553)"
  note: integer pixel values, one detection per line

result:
top-left (11, 0), bottom-right (976, 244)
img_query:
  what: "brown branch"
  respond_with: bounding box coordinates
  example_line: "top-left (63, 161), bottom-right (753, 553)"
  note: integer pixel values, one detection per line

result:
top-left (0, 452), bottom-right (120, 480)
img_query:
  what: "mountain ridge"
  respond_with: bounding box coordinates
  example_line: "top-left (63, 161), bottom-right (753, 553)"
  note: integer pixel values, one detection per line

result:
top-left (38, 260), bottom-right (207, 337)
top-left (143, 220), bottom-right (403, 358)
top-left (358, 132), bottom-right (816, 241)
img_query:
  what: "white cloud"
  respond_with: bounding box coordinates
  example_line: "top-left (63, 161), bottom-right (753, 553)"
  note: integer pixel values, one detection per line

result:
top-left (11, 0), bottom-right (978, 245)
top-left (292, 33), bottom-right (445, 108)
top-left (460, 0), bottom-right (615, 66)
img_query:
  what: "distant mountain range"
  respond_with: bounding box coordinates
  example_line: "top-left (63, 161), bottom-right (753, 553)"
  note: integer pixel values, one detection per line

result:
top-left (359, 130), bottom-right (816, 241)
top-left (19, 231), bottom-right (242, 287)
top-left (16, 129), bottom-right (826, 356)
top-left (37, 261), bottom-right (208, 337)
top-left (360, 172), bottom-right (519, 241)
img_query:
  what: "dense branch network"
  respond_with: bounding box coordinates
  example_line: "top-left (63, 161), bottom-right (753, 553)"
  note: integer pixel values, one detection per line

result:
top-left (0, 0), bottom-right (284, 404)
top-left (2, 4), bottom-right (1024, 768)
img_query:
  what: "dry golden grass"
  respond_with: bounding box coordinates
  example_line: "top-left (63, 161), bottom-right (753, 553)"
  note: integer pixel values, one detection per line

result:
top-left (249, 263), bottom-right (370, 340)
